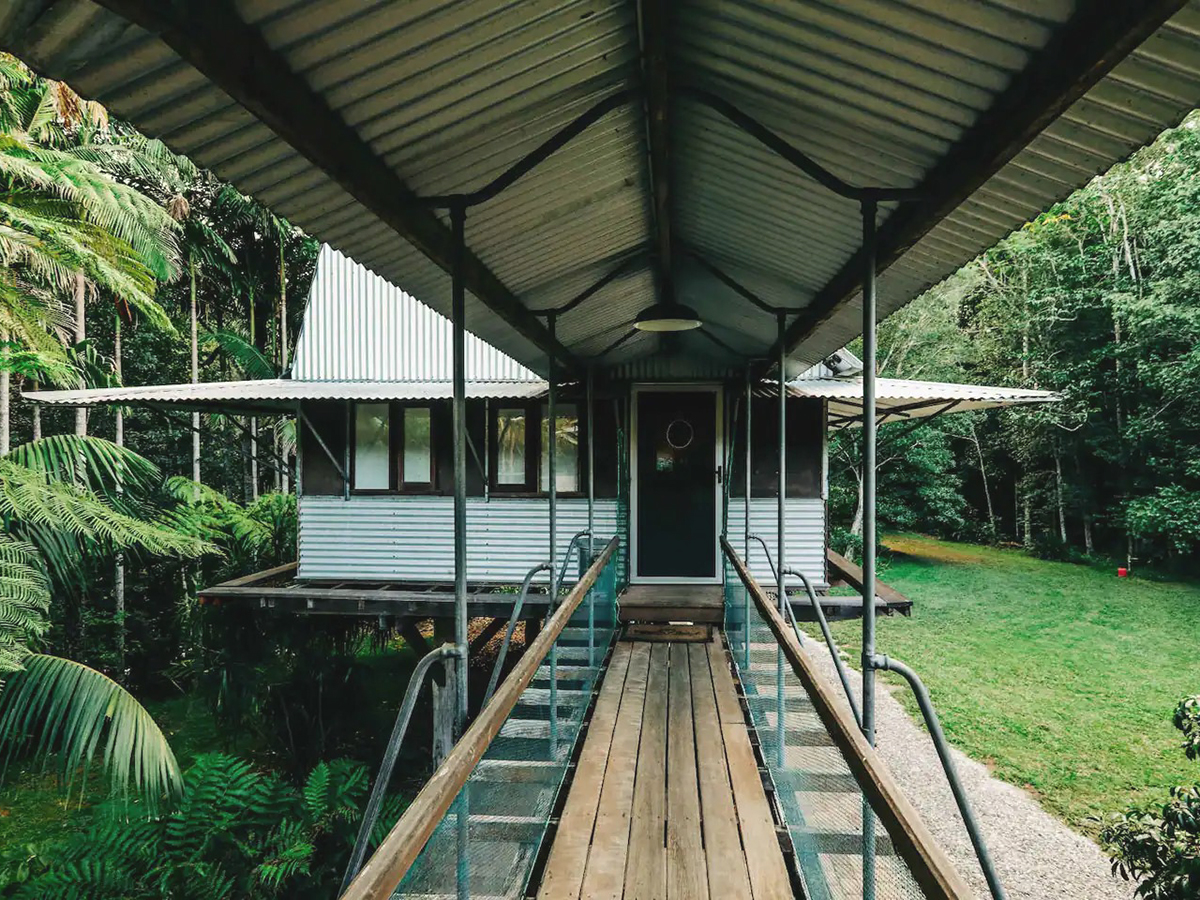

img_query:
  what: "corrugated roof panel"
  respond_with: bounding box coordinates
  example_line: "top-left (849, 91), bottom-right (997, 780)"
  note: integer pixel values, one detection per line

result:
top-left (291, 245), bottom-right (540, 381)
top-left (6, 0), bottom-right (1200, 378)
top-left (25, 378), bottom-right (551, 410)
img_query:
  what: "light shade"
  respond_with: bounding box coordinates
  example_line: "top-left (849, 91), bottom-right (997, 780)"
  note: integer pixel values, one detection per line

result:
top-left (633, 301), bottom-right (703, 332)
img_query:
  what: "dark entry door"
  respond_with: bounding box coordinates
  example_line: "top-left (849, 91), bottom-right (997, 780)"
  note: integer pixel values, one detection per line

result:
top-left (636, 390), bottom-right (718, 579)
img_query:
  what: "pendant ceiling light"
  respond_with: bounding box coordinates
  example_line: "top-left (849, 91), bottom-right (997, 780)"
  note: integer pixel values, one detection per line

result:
top-left (633, 301), bottom-right (703, 332)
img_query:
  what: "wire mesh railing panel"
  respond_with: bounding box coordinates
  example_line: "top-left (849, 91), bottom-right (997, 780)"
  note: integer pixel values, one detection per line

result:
top-left (724, 553), bottom-right (930, 900)
top-left (390, 551), bottom-right (620, 900)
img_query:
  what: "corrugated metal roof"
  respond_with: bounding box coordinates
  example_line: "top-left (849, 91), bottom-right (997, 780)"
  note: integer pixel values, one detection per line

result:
top-left (4, 2), bottom-right (1200, 377)
top-left (292, 244), bottom-right (539, 381)
top-left (758, 376), bottom-right (1058, 426)
top-left (24, 378), bottom-right (550, 412)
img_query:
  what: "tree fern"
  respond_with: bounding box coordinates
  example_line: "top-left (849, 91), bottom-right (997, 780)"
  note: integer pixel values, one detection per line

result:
top-left (0, 655), bottom-right (182, 801)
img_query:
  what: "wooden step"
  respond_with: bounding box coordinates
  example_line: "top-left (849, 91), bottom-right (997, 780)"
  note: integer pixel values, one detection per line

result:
top-left (621, 622), bottom-right (713, 642)
top-left (618, 604), bottom-right (723, 624)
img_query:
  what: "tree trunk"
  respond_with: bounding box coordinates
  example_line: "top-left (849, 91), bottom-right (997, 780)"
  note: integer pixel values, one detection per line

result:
top-left (0, 328), bottom-right (9, 455)
top-left (114, 314), bottom-right (125, 676)
top-left (247, 283), bottom-right (259, 502)
top-left (848, 469), bottom-right (864, 542)
top-left (30, 379), bottom-right (40, 440)
top-left (74, 273), bottom-right (87, 437)
top-left (970, 422), bottom-right (995, 534)
top-left (278, 242), bottom-right (289, 494)
top-left (1023, 491), bottom-right (1033, 550)
top-left (1054, 447), bottom-right (1067, 544)
top-left (190, 255), bottom-right (200, 487)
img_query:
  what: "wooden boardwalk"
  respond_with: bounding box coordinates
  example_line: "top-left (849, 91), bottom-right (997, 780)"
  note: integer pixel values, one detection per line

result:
top-left (536, 637), bottom-right (793, 900)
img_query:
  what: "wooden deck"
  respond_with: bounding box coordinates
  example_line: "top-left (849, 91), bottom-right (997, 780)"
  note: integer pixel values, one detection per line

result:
top-left (618, 584), bottom-right (724, 624)
top-left (536, 637), bottom-right (794, 900)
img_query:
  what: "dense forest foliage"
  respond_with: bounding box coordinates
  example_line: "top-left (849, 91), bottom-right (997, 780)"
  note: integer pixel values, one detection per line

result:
top-left (831, 110), bottom-right (1200, 575)
top-left (0, 57), bottom-right (405, 896)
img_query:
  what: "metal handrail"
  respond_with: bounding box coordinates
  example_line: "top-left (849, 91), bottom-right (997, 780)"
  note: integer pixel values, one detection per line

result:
top-left (721, 536), bottom-right (973, 900)
top-left (483, 561), bottom-right (552, 707)
top-left (341, 643), bottom-right (463, 892)
top-left (341, 536), bottom-right (620, 900)
top-left (781, 564), bottom-right (861, 729)
top-left (746, 532), bottom-right (780, 586)
top-left (552, 529), bottom-right (592, 597)
top-left (872, 653), bottom-right (1006, 900)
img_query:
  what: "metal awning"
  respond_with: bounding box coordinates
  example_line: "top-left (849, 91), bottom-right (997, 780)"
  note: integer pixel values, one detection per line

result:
top-left (2, 2), bottom-right (1197, 378)
top-left (759, 377), bottom-right (1058, 427)
top-left (23, 378), bottom-right (550, 414)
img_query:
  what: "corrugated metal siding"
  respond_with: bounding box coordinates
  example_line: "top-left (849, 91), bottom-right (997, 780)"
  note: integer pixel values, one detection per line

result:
top-left (725, 499), bottom-right (827, 590)
top-left (6, 2), bottom-right (1200, 375)
top-left (292, 244), bottom-right (539, 381)
top-left (298, 495), bottom-right (621, 582)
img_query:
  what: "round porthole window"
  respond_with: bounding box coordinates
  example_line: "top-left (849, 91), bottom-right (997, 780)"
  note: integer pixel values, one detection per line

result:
top-left (666, 418), bottom-right (694, 450)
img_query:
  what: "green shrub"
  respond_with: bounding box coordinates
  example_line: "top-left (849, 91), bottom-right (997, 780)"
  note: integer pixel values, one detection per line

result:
top-left (1101, 697), bottom-right (1200, 899)
top-left (3, 753), bottom-right (400, 900)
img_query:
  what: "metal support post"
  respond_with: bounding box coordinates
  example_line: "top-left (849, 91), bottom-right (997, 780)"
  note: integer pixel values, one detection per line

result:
top-left (450, 203), bottom-right (469, 736)
top-left (775, 312), bottom-right (787, 769)
top-left (776, 310), bottom-right (787, 613)
top-left (744, 367), bottom-right (752, 666)
top-left (861, 197), bottom-right (879, 900)
top-left (861, 198), bottom-right (879, 741)
top-left (586, 365), bottom-right (596, 666)
top-left (548, 314), bottom-right (558, 579)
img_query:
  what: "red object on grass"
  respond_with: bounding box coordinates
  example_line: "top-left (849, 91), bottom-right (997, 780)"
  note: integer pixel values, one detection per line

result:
top-left (1117, 567), bottom-right (1128, 577)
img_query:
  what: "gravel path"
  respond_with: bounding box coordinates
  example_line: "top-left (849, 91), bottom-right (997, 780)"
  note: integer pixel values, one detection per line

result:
top-left (801, 636), bottom-right (1134, 900)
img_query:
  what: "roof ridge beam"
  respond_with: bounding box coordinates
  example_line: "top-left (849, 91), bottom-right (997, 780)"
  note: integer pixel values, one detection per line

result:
top-left (92, 0), bottom-right (577, 373)
top-left (639, 0), bottom-right (674, 306)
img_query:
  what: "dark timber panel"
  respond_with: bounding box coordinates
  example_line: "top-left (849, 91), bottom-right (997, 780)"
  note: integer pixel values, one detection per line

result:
top-left (299, 400), bottom-right (346, 496)
top-left (728, 397), bottom-right (824, 499)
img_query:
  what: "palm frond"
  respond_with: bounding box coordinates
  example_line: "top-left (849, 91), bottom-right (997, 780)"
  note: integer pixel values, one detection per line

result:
top-left (0, 535), bottom-right (50, 676)
top-left (0, 654), bottom-right (182, 801)
top-left (5, 435), bottom-right (162, 494)
top-left (201, 327), bottom-right (275, 379)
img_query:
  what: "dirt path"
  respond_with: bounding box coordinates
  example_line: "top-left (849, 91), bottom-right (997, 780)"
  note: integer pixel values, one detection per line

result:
top-left (802, 637), bottom-right (1135, 900)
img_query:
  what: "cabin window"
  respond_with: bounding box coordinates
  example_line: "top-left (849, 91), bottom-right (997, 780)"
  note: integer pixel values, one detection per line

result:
top-left (400, 405), bottom-right (433, 488)
top-left (540, 402), bottom-right (580, 493)
top-left (493, 406), bottom-right (531, 490)
top-left (353, 402), bottom-right (391, 491)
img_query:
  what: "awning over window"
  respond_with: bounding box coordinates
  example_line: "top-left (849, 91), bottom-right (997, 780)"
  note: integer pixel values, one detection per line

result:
top-left (23, 379), bottom-right (550, 415)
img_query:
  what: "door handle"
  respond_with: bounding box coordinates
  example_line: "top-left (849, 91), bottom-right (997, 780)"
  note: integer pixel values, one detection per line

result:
top-left (716, 465), bottom-right (723, 485)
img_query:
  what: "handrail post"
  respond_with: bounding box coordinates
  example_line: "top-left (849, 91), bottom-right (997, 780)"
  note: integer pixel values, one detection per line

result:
top-left (873, 654), bottom-right (1007, 900)
top-left (484, 561), bottom-right (553, 706)
top-left (341, 643), bottom-right (464, 892)
top-left (781, 565), bottom-right (860, 727)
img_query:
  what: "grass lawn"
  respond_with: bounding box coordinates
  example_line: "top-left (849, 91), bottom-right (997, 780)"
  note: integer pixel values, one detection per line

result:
top-left (830, 534), bottom-right (1200, 834)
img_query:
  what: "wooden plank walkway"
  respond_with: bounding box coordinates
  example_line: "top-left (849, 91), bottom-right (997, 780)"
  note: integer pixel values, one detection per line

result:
top-left (536, 637), bottom-right (793, 900)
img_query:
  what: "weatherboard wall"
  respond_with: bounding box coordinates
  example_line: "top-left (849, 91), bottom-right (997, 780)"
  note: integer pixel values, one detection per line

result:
top-left (297, 496), bottom-right (622, 583)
